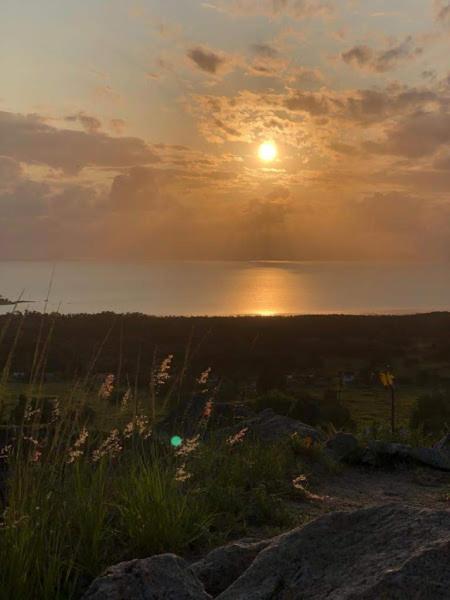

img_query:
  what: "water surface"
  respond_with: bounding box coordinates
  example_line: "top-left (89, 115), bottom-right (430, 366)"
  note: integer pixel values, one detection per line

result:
top-left (0, 261), bottom-right (449, 316)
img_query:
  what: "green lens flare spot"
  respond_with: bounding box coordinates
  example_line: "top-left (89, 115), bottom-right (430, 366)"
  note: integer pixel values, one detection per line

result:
top-left (171, 435), bottom-right (183, 448)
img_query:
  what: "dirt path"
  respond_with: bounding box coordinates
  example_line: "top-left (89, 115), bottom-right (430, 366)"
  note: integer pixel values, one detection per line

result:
top-left (290, 465), bottom-right (450, 525)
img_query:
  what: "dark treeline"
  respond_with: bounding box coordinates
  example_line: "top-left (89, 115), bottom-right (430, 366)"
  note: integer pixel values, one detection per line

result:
top-left (1, 312), bottom-right (450, 385)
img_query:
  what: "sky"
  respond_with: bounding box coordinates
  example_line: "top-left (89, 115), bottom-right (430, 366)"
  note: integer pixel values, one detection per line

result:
top-left (1, 0), bottom-right (450, 261)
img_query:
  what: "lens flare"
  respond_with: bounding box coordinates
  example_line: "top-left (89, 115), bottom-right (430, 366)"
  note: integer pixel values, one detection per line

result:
top-left (170, 435), bottom-right (183, 448)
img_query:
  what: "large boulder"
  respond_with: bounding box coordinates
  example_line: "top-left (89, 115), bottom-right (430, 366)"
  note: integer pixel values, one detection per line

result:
top-left (435, 433), bottom-right (450, 452)
top-left (191, 538), bottom-right (270, 596)
top-left (362, 440), bottom-right (450, 471)
top-left (82, 554), bottom-right (211, 600)
top-left (223, 409), bottom-right (323, 444)
top-left (217, 504), bottom-right (450, 599)
top-left (326, 432), bottom-right (361, 462)
top-left (83, 506), bottom-right (450, 599)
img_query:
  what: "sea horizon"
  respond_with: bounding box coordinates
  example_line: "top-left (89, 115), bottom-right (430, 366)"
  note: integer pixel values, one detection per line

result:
top-left (1, 259), bottom-right (449, 317)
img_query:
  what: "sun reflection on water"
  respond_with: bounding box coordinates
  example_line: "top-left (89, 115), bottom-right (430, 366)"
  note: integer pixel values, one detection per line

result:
top-left (231, 264), bottom-right (303, 316)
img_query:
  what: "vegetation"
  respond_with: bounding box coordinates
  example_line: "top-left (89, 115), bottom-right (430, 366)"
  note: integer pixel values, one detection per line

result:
top-left (0, 310), bottom-right (448, 598)
top-left (410, 391), bottom-right (450, 434)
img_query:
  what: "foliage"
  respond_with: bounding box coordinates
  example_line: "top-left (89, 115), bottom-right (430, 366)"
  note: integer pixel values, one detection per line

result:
top-left (0, 402), bottom-right (300, 600)
top-left (255, 388), bottom-right (354, 431)
top-left (410, 391), bottom-right (450, 435)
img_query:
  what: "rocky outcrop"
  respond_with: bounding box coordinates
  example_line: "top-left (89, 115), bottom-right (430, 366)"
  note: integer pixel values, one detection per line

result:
top-left (326, 432), bottom-right (361, 462)
top-left (217, 504), bottom-right (450, 599)
top-left (82, 554), bottom-right (211, 600)
top-left (435, 433), bottom-right (450, 453)
top-left (222, 408), bottom-right (323, 444)
top-left (362, 439), bottom-right (450, 471)
top-left (191, 538), bottom-right (270, 596)
top-left (83, 505), bottom-right (450, 599)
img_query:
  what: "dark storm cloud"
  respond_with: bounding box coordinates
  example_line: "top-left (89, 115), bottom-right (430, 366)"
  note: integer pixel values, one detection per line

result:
top-left (341, 37), bottom-right (423, 73)
top-left (0, 111), bottom-right (160, 174)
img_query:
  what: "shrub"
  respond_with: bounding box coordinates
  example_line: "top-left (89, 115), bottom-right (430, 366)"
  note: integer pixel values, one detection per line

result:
top-left (317, 389), bottom-right (355, 431)
top-left (255, 388), bottom-right (354, 430)
top-left (410, 391), bottom-right (450, 435)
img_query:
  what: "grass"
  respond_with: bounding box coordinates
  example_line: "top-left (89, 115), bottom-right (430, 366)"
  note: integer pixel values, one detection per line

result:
top-left (0, 310), bottom-right (448, 599)
top-left (0, 391), bottom-right (310, 600)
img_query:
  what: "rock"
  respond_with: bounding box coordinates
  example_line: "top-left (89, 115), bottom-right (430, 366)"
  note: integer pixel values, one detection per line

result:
top-left (223, 409), bottom-right (323, 444)
top-left (326, 432), bottom-right (361, 462)
top-left (435, 433), bottom-right (450, 452)
top-left (361, 441), bottom-right (412, 467)
top-left (191, 538), bottom-right (270, 596)
top-left (82, 554), bottom-right (211, 600)
top-left (216, 504), bottom-right (450, 599)
top-left (409, 446), bottom-right (450, 471)
top-left (362, 440), bottom-right (450, 471)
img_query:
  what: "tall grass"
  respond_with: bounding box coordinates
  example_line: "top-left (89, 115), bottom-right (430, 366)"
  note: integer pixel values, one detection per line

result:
top-left (0, 425), bottom-right (303, 599)
top-left (0, 313), bottom-right (305, 600)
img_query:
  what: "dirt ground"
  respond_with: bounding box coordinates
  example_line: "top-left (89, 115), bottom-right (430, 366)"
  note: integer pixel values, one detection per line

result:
top-left (300, 465), bottom-right (450, 522)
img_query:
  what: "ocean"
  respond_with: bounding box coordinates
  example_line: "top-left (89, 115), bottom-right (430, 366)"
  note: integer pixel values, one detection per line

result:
top-left (0, 260), bottom-right (449, 316)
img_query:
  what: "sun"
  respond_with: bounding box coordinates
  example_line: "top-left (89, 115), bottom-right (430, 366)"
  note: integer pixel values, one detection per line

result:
top-left (258, 141), bottom-right (278, 162)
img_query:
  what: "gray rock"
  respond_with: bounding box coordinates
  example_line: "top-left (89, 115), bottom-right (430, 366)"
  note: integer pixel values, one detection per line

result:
top-left (326, 432), bottom-right (360, 462)
top-left (223, 409), bottom-right (323, 444)
top-left (82, 554), bottom-right (211, 600)
top-left (191, 538), bottom-right (270, 596)
top-left (362, 440), bottom-right (450, 471)
top-left (409, 446), bottom-right (450, 471)
top-left (217, 504), bottom-right (450, 599)
top-left (435, 433), bottom-right (450, 452)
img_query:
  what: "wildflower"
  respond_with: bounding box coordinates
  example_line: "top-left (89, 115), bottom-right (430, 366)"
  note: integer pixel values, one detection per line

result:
top-left (0, 445), bottom-right (12, 461)
top-left (176, 434), bottom-right (200, 457)
top-left (31, 449), bottom-right (42, 463)
top-left (154, 354), bottom-right (173, 387)
top-left (121, 387), bottom-right (132, 410)
top-left (197, 367), bottom-right (212, 387)
top-left (202, 399), bottom-right (213, 420)
top-left (122, 415), bottom-right (152, 440)
top-left (23, 436), bottom-right (39, 446)
top-left (67, 427), bottom-right (89, 464)
top-left (92, 429), bottom-right (122, 462)
top-left (98, 373), bottom-right (115, 400)
top-left (226, 427), bottom-right (248, 446)
top-left (51, 398), bottom-right (60, 423)
top-left (175, 464), bottom-right (192, 482)
top-left (24, 405), bottom-right (41, 422)
top-left (136, 414), bottom-right (152, 439)
top-left (292, 475), bottom-right (308, 491)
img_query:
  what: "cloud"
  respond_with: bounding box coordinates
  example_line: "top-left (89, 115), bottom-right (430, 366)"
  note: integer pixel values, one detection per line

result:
top-left (0, 111), bottom-right (159, 174)
top-left (190, 82), bottom-right (439, 145)
top-left (251, 43), bottom-right (279, 58)
top-left (0, 156), bottom-right (22, 192)
top-left (109, 167), bottom-right (162, 212)
top-left (65, 111), bottom-right (102, 134)
top-left (366, 111), bottom-right (450, 158)
top-left (341, 37), bottom-right (423, 73)
top-left (209, 0), bottom-right (333, 20)
top-left (434, 1), bottom-right (450, 25)
top-left (187, 46), bottom-right (234, 75)
top-left (109, 119), bottom-right (126, 134)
